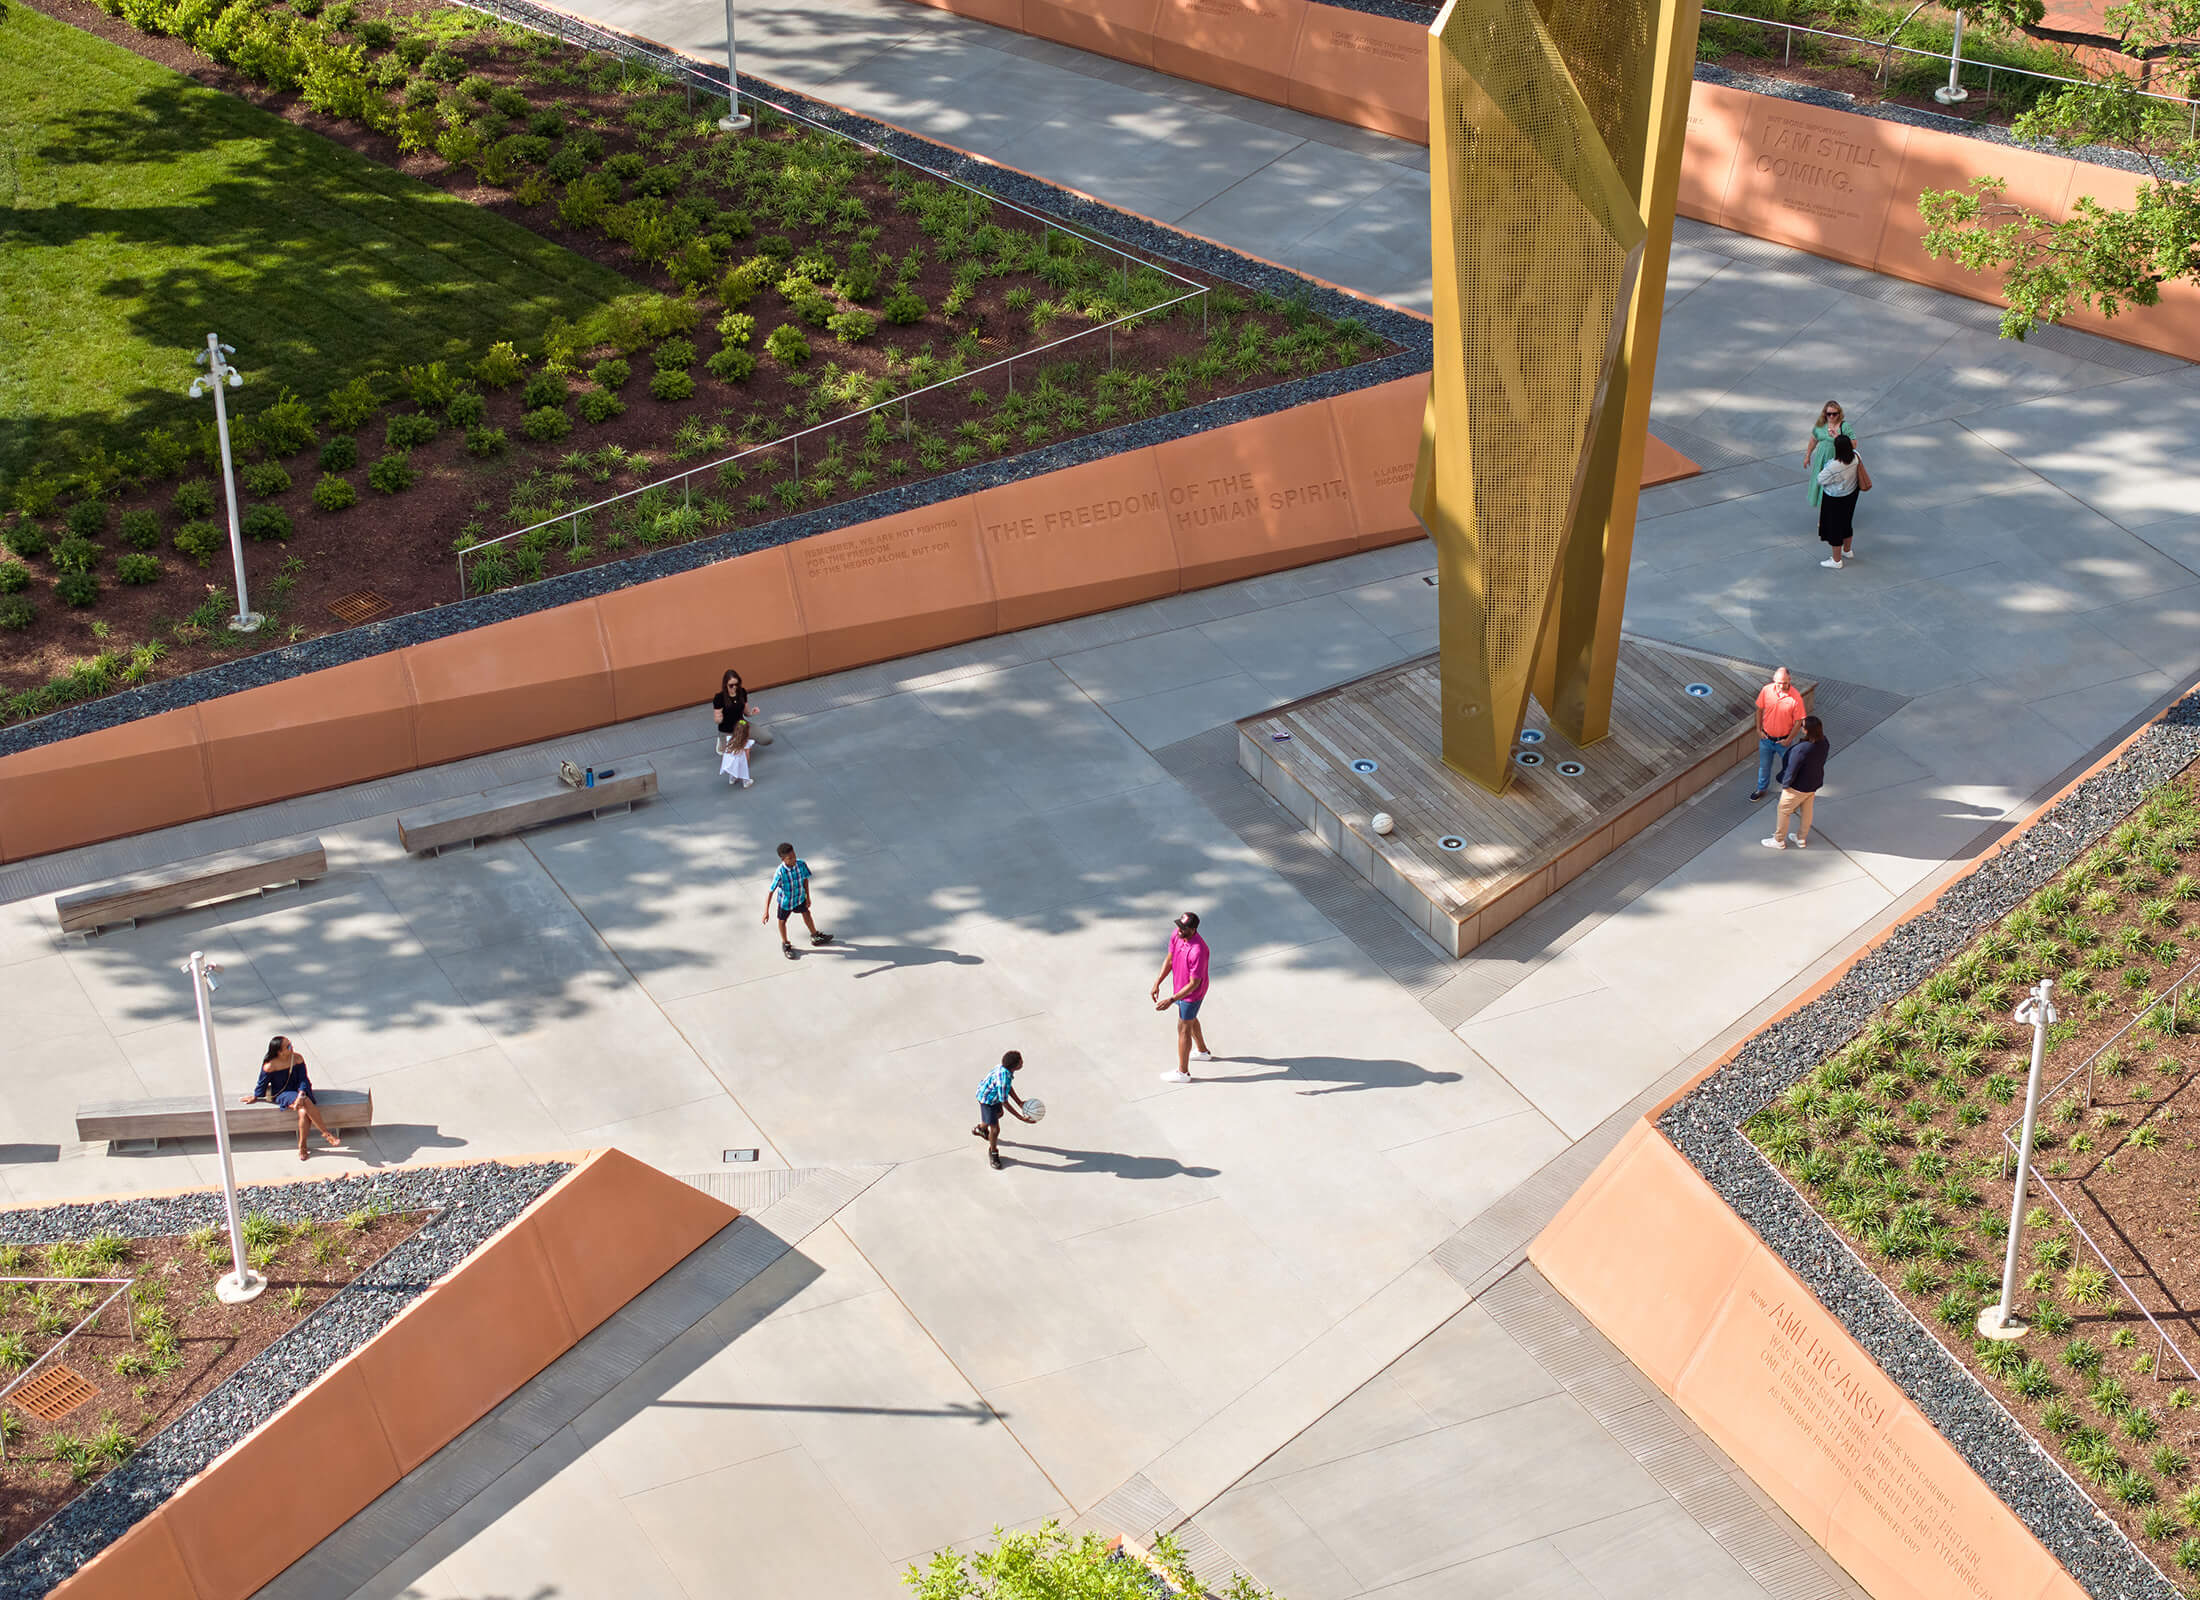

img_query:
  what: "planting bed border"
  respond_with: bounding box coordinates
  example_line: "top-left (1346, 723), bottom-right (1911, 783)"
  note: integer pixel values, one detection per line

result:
top-left (0, 13), bottom-right (1429, 768)
top-left (1634, 689), bottom-right (2200, 1600)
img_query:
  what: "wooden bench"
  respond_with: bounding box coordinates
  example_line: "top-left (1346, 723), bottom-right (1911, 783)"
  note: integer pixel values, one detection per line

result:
top-left (54, 835), bottom-right (327, 937)
top-left (396, 761), bottom-right (657, 854)
top-left (75, 1088), bottom-right (374, 1150)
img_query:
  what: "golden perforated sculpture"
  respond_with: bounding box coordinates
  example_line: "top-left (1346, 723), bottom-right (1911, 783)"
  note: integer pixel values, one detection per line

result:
top-left (1410, 0), bottom-right (1701, 792)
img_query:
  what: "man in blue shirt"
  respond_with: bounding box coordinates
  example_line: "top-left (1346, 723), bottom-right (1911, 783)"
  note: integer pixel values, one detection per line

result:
top-left (761, 840), bottom-right (833, 959)
top-left (972, 1049), bottom-right (1035, 1170)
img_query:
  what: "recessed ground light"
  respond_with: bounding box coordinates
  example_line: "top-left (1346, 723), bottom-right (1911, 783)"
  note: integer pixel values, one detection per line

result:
top-left (1438, 836), bottom-right (1466, 851)
top-left (1422, 575), bottom-right (1437, 586)
top-left (1684, 682), bottom-right (1713, 698)
top-left (1350, 758), bottom-right (1379, 774)
top-left (722, 1149), bottom-right (759, 1163)
top-left (1518, 728), bottom-right (1544, 745)
top-left (1514, 750), bottom-right (1544, 768)
top-left (1556, 760), bottom-right (1586, 777)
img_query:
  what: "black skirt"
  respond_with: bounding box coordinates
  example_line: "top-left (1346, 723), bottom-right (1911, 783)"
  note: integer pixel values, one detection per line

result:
top-left (1817, 490), bottom-right (1856, 546)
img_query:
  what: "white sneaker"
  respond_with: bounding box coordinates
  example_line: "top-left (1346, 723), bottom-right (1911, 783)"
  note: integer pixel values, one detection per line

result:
top-left (1159, 1069), bottom-right (1192, 1083)
top-left (1761, 837), bottom-right (1789, 850)
top-left (1191, 1051), bottom-right (1217, 1062)
top-left (741, 778), bottom-right (755, 788)
top-left (1820, 557), bottom-right (1843, 569)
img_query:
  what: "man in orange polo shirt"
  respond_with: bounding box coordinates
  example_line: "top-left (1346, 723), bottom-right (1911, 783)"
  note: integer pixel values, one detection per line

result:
top-left (1750, 667), bottom-right (1806, 803)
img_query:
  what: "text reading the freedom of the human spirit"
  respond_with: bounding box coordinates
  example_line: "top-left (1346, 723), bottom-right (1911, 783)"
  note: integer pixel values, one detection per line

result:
top-left (1166, 471), bottom-right (1350, 534)
top-left (1752, 1288), bottom-right (2002, 1599)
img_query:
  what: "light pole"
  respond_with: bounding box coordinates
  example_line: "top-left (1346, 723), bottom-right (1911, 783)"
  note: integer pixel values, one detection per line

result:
top-left (718, 0), bottom-right (750, 132)
top-left (1979, 978), bottom-right (2056, 1340)
top-left (188, 334), bottom-right (262, 634)
top-left (1937, 10), bottom-right (1971, 104)
top-left (182, 950), bottom-right (265, 1304)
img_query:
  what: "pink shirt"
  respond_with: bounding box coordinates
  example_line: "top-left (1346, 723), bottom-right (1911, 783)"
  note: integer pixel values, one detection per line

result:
top-left (1169, 932), bottom-right (1210, 1001)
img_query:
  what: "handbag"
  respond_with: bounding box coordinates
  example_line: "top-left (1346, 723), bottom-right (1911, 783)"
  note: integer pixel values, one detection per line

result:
top-left (558, 760), bottom-right (584, 789)
top-left (1857, 460), bottom-right (1873, 493)
top-left (715, 732), bottom-right (734, 755)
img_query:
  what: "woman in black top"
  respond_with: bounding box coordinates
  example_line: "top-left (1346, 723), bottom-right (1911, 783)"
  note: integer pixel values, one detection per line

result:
top-left (243, 1036), bottom-right (345, 1160)
top-left (1764, 715), bottom-right (1830, 852)
top-left (710, 669), bottom-right (773, 749)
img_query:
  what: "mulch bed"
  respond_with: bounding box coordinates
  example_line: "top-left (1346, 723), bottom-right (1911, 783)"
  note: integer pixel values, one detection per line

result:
top-left (0, 1212), bottom-right (423, 1554)
top-left (1747, 764), bottom-right (2200, 1579)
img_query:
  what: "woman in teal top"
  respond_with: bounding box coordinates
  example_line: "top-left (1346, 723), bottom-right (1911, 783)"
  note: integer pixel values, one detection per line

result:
top-left (1804, 400), bottom-right (1852, 509)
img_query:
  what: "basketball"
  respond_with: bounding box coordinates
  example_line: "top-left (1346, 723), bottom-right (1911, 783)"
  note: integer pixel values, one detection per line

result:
top-left (1023, 1097), bottom-right (1047, 1123)
top-left (1371, 811), bottom-right (1395, 836)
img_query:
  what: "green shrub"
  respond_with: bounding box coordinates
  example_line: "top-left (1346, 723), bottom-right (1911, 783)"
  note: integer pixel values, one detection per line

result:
top-left (719, 257), bottom-right (774, 308)
top-left (577, 390), bottom-right (625, 424)
top-left (51, 537), bottom-right (101, 575)
top-left (833, 259), bottom-right (880, 303)
top-left (649, 370), bottom-right (695, 402)
top-left (490, 85), bottom-right (530, 119)
top-left (367, 454), bottom-right (417, 494)
top-left (65, 500), bottom-right (106, 538)
top-left (590, 358), bottom-right (630, 391)
top-left (521, 369), bottom-right (568, 411)
top-left (604, 150), bottom-right (647, 182)
top-left (136, 426), bottom-right (190, 482)
top-left (764, 324), bottom-right (810, 366)
top-left (421, 48), bottom-right (464, 82)
top-left (0, 560), bottom-right (27, 594)
top-left (312, 474), bottom-right (357, 512)
top-left (392, 29), bottom-right (430, 64)
top-left (171, 479), bottom-right (218, 520)
top-left (632, 164), bottom-right (681, 197)
top-left (118, 509), bottom-right (160, 550)
top-left (472, 341), bottom-right (527, 389)
top-left (653, 337), bottom-right (695, 371)
top-left (117, 553), bottom-right (161, 585)
top-left (354, 17), bottom-right (392, 47)
top-left (399, 359), bottom-right (460, 410)
top-left (241, 461), bottom-right (292, 496)
top-left (252, 388), bottom-right (319, 456)
top-left (385, 411), bottom-right (439, 450)
top-left (2, 524), bottom-right (46, 562)
top-left (706, 346), bottom-right (757, 383)
top-left (445, 390), bottom-right (486, 427)
top-left (883, 289), bottom-right (927, 325)
top-left (172, 520), bottom-right (220, 565)
top-left (319, 434), bottom-right (358, 472)
top-left (522, 407), bottom-right (572, 442)
top-left (828, 309), bottom-right (877, 344)
top-left (465, 426), bottom-right (509, 458)
top-left (242, 504), bottom-right (292, 542)
top-left (458, 72), bottom-right (495, 102)
top-left (0, 595), bottom-right (31, 630)
top-left (55, 571), bottom-right (99, 608)
top-left (323, 374), bottom-right (380, 429)
top-left (717, 310), bottom-right (756, 346)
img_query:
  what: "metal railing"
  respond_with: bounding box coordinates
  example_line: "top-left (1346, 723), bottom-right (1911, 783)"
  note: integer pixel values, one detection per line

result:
top-left (448, 0), bottom-right (1211, 598)
top-left (1702, 6), bottom-right (2200, 133)
top-left (0, 1275), bottom-right (137, 1460)
top-left (1998, 953), bottom-right (2200, 1386)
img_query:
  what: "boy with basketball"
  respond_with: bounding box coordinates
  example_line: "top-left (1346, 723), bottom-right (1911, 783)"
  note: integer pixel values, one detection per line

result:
top-left (973, 1049), bottom-right (1038, 1171)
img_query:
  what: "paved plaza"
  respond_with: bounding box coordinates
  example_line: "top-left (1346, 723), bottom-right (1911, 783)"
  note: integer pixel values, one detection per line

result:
top-left (6, 6), bottom-right (2200, 1596)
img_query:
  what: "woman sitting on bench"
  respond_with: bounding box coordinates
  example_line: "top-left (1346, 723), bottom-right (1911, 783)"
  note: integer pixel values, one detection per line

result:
top-left (244, 1036), bottom-right (346, 1161)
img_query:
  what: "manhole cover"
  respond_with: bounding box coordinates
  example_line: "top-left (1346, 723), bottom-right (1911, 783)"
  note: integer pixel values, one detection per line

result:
top-left (1684, 682), bottom-right (1713, 698)
top-left (327, 589), bottom-right (390, 626)
top-left (1556, 760), bottom-right (1586, 777)
top-left (14, 1364), bottom-right (97, 1423)
top-left (1517, 728), bottom-right (1544, 745)
top-left (1349, 758), bottom-right (1379, 774)
top-left (1438, 836), bottom-right (1466, 852)
top-left (1514, 749), bottom-right (1544, 768)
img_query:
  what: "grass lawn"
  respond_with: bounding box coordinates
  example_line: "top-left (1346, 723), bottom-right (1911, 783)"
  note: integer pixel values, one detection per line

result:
top-left (0, 2), bottom-right (630, 480)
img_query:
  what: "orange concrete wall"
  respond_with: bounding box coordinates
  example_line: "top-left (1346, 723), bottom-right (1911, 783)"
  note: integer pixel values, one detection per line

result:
top-left (1532, 1124), bottom-right (2087, 1600)
top-left (48, 1150), bottom-right (736, 1600)
top-left (0, 385), bottom-right (1696, 866)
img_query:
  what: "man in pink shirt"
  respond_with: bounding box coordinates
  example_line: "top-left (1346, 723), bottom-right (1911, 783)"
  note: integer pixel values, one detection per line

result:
top-left (1152, 911), bottom-right (1216, 1083)
top-left (1749, 667), bottom-right (1807, 803)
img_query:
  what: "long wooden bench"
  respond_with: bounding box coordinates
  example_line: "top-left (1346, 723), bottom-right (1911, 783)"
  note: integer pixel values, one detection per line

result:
top-left (75, 1088), bottom-right (374, 1149)
top-left (54, 835), bottom-right (327, 936)
top-left (396, 761), bottom-right (657, 854)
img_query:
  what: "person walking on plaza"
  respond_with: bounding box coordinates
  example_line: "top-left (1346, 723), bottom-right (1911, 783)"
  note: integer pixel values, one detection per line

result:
top-left (1803, 400), bottom-right (1851, 514)
top-left (1764, 715), bottom-right (1830, 851)
top-left (1816, 435), bottom-right (1868, 569)
top-left (761, 841), bottom-right (833, 959)
top-left (1749, 666), bottom-right (1807, 803)
top-left (243, 1036), bottom-right (345, 1162)
top-left (1153, 911), bottom-right (1216, 1083)
top-left (972, 1048), bottom-right (1037, 1170)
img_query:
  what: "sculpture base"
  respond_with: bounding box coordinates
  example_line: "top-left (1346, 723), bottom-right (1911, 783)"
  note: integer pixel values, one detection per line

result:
top-left (1237, 637), bottom-right (1779, 957)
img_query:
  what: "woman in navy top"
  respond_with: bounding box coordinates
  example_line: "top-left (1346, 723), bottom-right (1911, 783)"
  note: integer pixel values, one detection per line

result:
top-left (244, 1036), bottom-right (346, 1161)
top-left (1764, 716), bottom-right (1830, 852)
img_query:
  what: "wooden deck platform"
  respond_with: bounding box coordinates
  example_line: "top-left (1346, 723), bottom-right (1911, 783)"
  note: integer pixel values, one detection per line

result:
top-left (1238, 638), bottom-right (1785, 956)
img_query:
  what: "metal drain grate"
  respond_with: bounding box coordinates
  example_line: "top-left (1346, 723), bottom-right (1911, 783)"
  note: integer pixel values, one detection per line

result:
top-left (13, 1363), bottom-right (98, 1422)
top-left (326, 589), bottom-right (390, 626)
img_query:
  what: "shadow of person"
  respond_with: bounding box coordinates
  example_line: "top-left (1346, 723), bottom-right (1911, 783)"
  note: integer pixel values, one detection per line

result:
top-left (1217, 1056), bottom-right (1464, 1096)
top-left (1004, 1142), bottom-right (1220, 1181)
top-left (833, 942), bottom-right (986, 979)
top-left (348, 1124), bottom-right (473, 1164)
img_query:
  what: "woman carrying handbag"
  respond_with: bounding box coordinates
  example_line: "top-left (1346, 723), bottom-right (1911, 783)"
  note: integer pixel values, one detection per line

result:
top-left (1816, 435), bottom-right (1870, 569)
top-left (711, 668), bottom-right (760, 788)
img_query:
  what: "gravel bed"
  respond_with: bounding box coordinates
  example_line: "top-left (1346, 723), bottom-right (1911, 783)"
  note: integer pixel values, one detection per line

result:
top-left (0, 14), bottom-right (1429, 765)
top-left (1660, 691), bottom-right (2200, 1600)
top-left (0, 1160), bottom-right (572, 1597)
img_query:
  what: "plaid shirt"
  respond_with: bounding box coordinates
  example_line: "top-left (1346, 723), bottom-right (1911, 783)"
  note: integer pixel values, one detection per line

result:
top-left (977, 1065), bottom-right (1014, 1105)
top-left (771, 859), bottom-right (811, 911)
